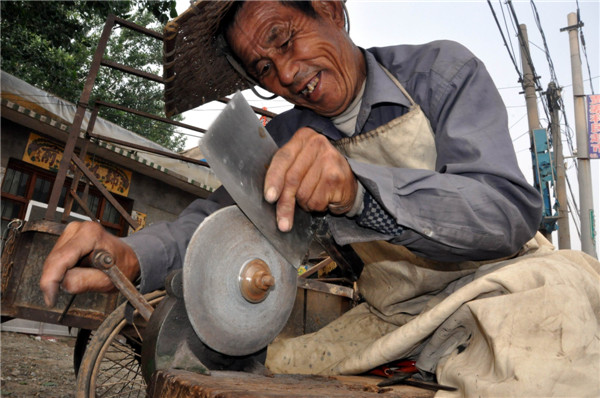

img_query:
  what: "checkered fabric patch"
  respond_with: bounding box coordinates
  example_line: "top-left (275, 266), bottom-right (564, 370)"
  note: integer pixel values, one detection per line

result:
top-left (357, 192), bottom-right (404, 235)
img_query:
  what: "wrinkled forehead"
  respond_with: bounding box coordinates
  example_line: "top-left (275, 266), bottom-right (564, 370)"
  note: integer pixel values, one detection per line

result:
top-left (229, 2), bottom-right (297, 43)
top-left (226, 2), bottom-right (308, 56)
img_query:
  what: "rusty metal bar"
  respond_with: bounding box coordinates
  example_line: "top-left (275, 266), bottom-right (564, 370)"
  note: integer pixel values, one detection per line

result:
top-left (218, 97), bottom-right (278, 119)
top-left (45, 15), bottom-right (117, 221)
top-left (70, 155), bottom-right (139, 229)
top-left (94, 100), bottom-right (206, 134)
top-left (114, 16), bottom-right (163, 40)
top-left (90, 249), bottom-right (154, 321)
top-left (61, 108), bottom-right (99, 223)
top-left (101, 59), bottom-right (165, 84)
top-left (22, 220), bottom-right (67, 235)
top-left (68, 189), bottom-right (98, 221)
top-left (299, 257), bottom-right (333, 279)
top-left (87, 131), bottom-right (209, 167)
top-left (297, 279), bottom-right (356, 300)
top-left (61, 140), bottom-right (91, 223)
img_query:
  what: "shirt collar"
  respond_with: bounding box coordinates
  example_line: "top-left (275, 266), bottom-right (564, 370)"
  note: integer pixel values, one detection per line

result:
top-left (287, 49), bottom-right (412, 141)
top-left (357, 49), bottom-right (411, 129)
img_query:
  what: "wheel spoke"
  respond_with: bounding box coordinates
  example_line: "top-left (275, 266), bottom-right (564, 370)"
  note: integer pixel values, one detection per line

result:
top-left (79, 292), bottom-right (165, 397)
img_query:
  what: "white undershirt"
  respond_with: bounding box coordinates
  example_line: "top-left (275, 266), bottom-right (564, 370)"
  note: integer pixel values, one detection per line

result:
top-left (330, 80), bottom-right (367, 216)
top-left (331, 80), bottom-right (366, 137)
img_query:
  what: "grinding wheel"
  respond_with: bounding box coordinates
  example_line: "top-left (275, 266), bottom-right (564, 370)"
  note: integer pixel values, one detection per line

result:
top-left (183, 205), bottom-right (298, 356)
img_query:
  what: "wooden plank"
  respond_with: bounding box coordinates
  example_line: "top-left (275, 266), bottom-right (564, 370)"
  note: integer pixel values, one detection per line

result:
top-left (148, 369), bottom-right (436, 398)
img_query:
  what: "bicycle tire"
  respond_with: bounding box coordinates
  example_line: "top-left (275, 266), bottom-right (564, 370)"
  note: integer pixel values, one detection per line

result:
top-left (75, 290), bottom-right (165, 398)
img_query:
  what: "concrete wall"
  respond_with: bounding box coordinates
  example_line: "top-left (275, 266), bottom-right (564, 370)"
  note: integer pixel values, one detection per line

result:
top-left (1, 118), bottom-right (30, 170)
top-left (127, 170), bottom-right (198, 226)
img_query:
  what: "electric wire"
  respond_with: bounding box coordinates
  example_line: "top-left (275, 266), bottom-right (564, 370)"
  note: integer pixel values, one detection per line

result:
top-left (487, 0), bottom-right (522, 81)
top-left (528, 0), bottom-right (577, 173)
top-left (576, 0), bottom-right (596, 94)
top-left (527, 0), bottom-right (583, 237)
top-left (507, 0), bottom-right (552, 125)
top-left (566, 172), bottom-right (582, 238)
top-left (530, 1), bottom-right (559, 83)
top-left (490, 0), bottom-right (587, 242)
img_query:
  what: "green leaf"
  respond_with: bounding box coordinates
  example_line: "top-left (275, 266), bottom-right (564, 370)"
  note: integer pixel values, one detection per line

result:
top-left (1, 0), bottom-right (184, 150)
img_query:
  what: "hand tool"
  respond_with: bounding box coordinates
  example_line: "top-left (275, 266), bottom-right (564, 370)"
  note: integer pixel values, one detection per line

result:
top-left (89, 249), bottom-right (154, 321)
top-left (377, 376), bottom-right (458, 392)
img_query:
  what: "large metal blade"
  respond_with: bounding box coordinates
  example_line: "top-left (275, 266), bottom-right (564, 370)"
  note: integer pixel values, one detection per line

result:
top-left (201, 92), bottom-right (313, 268)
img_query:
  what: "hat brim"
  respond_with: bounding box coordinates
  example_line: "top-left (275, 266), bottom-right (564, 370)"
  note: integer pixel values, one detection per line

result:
top-left (163, 0), bottom-right (252, 117)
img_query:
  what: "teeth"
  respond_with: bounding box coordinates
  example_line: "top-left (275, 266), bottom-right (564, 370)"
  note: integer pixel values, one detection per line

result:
top-left (301, 76), bottom-right (319, 96)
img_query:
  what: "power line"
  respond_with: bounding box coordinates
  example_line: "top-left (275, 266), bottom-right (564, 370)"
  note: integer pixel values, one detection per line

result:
top-left (576, 0), bottom-right (596, 94)
top-left (488, 0), bottom-right (522, 82)
top-left (530, 0), bottom-right (559, 83)
top-left (507, 0), bottom-right (552, 125)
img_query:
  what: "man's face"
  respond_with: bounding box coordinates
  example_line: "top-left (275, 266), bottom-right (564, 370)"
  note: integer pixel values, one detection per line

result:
top-left (226, 1), bottom-right (365, 117)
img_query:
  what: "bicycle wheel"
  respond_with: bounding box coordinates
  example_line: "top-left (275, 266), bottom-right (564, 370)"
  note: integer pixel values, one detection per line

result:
top-left (73, 328), bottom-right (92, 377)
top-left (75, 290), bottom-right (165, 398)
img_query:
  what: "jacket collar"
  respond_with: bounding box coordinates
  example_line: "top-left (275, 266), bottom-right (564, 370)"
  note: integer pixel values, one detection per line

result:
top-left (356, 48), bottom-right (411, 130)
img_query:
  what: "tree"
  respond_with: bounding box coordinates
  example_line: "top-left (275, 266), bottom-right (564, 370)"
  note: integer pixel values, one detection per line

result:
top-left (1, 1), bottom-right (185, 151)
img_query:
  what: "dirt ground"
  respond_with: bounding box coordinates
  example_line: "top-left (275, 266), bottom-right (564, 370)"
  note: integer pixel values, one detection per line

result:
top-left (1, 331), bottom-right (76, 397)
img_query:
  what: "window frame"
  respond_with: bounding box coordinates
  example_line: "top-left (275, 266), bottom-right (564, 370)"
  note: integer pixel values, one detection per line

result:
top-left (1, 158), bottom-right (133, 237)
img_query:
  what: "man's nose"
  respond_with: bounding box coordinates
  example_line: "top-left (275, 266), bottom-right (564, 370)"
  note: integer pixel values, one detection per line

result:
top-left (275, 56), bottom-right (299, 87)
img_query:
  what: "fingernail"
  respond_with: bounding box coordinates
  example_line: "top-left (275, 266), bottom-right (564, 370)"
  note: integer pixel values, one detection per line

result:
top-left (278, 217), bottom-right (291, 232)
top-left (265, 187), bottom-right (277, 203)
top-left (43, 293), bottom-right (55, 308)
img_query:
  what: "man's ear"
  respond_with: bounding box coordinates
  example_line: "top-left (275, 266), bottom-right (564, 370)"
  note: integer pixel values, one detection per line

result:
top-left (313, 0), bottom-right (345, 29)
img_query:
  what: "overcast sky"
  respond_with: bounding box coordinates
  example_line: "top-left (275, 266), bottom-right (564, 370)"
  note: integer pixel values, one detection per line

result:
top-left (174, 0), bottom-right (599, 251)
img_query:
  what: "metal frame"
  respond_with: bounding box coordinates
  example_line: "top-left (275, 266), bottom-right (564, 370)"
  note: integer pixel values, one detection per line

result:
top-left (44, 15), bottom-right (202, 230)
top-left (44, 13), bottom-right (282, 230)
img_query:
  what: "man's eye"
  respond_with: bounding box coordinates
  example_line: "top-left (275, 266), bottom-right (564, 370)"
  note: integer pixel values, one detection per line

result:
top-left (257, 61), bottom-right (272, 77)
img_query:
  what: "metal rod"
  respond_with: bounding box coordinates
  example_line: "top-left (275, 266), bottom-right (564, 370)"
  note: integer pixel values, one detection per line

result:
top-left (61, 107), bottom-right (99, 223)
top-left (87, 131), bottom-right (209, 167)
top-left (94, 100), bottom-right (206, 134)
top-left (296, 279), bottom-right (355, 300)
top-left (71, 155), bottom-right (139, 229)
top-left (45, 15), bottom-right (117, 221)
top-left (90, 249), bottom-right (154, 321)
top-left (114, 16), bottom-right (163, 40)
top-left (299, 257), bottom-right (333, 279)
top-left (218, 97), bottom-right (278, 119)
top-left (100, 59), bottom-right (164, 84)
top-left (68, 189), bottom-right (99, 221)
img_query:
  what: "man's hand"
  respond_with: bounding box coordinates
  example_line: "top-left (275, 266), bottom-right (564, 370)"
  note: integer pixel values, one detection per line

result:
top-left (40, 221), bottom-right (140, 307)
top-left (264, 127), bottom-right (358, 232)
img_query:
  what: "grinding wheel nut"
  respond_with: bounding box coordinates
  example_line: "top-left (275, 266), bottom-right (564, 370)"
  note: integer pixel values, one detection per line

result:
top-left (239, 259), bottom-right (275, 303)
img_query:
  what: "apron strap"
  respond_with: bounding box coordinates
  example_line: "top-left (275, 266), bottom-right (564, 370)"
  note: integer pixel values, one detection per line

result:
top-left (379, 64), bottom-right (418, 107)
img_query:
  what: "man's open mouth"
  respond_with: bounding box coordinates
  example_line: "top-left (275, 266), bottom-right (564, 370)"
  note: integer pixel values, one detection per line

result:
top-left (301, 73), bottom-right (320, 96)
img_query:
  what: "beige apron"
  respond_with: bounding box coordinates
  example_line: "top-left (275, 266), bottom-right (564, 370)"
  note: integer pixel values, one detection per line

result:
top-left (333, 67), bottom-right (481, 320)
top-left (333, 67), bottom-right (437, 170)
top-left (268, 67), bottom-right (486, 369)
top-left (266, 67), bottom-right (600, 398)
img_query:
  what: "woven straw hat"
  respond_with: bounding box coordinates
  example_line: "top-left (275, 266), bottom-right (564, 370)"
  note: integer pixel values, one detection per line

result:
top-left (163, 0), bottom-right (251, 117)
top-left (163, 0), bottom-right (348, 117)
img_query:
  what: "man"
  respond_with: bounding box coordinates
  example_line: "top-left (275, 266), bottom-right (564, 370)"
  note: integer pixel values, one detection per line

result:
top-left (41, 1), bottom-right (599, 395)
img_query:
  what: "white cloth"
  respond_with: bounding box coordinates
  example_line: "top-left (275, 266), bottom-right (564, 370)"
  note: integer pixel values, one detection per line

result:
top-left (266, 234), bottom-right (600, 397)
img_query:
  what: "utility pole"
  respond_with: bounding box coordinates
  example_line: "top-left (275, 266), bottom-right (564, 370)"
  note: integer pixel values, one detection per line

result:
top-left (518, 24), bottom-right (553, 240)
top-left (546, 82), bottom-right (571, 249)
top-left (562, 13), bottom-right (597, 258)
top-left (519, 24), bottom-right (541, 144)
